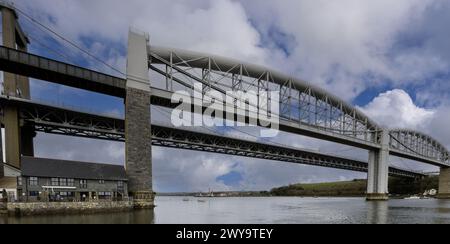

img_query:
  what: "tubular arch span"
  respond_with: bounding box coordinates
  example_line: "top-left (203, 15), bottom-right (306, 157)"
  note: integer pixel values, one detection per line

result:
top-left (390, 129), bottom-right (450, 166)
top-left (148, 46), bottom-right (449, 168)
top-left (148, 46), bottom-right (382, 144)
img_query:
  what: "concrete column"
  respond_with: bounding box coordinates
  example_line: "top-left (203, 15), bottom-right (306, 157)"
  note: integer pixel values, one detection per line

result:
top-left (1, 6), bottom-right (24, 169)
top-left (367, 130), bottom-right (390, 201)
top-left (438, 167), bottom-right (450, 199)
top-left (0, 126), bottom-right (3, 178)
top-left (17, 44), bottom-right (34, 157)
top-left (125, 29), bottom-right (154, 208)
top-left (3, 105), bottom-right (21, 169)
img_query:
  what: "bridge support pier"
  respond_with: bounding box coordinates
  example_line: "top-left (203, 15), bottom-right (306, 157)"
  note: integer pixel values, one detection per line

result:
top-left (367, 130), bottom-right (390, 201)
top-left (438, 168), bottom-right (450, 199)
top-left (125, 30), bottom-right (154, 208)
top-left (1, 4), bottom-right (31, 171)
top-left (0, 125), bottom-right (3, 178)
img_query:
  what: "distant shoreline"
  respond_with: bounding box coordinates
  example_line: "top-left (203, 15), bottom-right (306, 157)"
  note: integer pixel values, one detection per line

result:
top-left (157, 176), bottom-right (439, 198)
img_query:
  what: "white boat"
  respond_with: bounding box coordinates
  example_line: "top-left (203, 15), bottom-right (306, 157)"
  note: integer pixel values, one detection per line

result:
top-left (404, 196), bottom-right (421, 200)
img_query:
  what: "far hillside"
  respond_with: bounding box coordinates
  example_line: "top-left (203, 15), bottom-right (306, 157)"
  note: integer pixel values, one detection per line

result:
top-left (270, 177), bottom-right (439, 197)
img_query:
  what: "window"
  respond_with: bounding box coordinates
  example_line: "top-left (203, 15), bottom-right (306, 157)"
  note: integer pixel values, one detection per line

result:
top-left (29, 191), bottom-right (39, 197)
top-left (17, 177), bottom-right (22, 186)
top-left (67, 179), bottom-right (74, 187)
top-left (29, 177), bottom-right (38, 186)
top-left (80, 180), bottom-right (87, 189)
top-left (99, 192), bottom-right (112, 199)
top-left (59, 178), bottom-right (67, 186)
top-left (99, 180), bottom-right (105, 184)
top-left (51, 178), bottom-right (59, 186)
top-left (58, 192), bottom-right (74, 197)
top-left (117, 181), bottom-right (124, 191)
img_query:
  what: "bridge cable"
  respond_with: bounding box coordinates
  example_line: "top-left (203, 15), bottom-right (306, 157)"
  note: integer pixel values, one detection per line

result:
top-left (13, 5), bottom-right (126, 77)
top-left (26, 34), bottom-right (74, 64)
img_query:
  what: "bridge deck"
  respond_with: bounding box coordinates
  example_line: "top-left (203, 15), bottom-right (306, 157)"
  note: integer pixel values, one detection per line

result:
top-left (0, 96), bottom-right (423, 178)
top-left (0, 45), bottom-right (445, 168)
top-left (0, 46), bottom-right (126, 97)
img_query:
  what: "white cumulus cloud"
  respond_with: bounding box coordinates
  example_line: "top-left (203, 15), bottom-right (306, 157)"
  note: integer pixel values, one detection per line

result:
top-left (359, 89), bottom-right (435, 129)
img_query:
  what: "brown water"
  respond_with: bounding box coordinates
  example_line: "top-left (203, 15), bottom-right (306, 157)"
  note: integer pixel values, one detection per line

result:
top-left (2, 196), bottom-right (450, 224)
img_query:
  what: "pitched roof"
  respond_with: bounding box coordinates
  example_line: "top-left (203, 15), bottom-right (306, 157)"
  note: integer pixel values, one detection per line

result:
top-left (21, 157), bottom-right (127, 181)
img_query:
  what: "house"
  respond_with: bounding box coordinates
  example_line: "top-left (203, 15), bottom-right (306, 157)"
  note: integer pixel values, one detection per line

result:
top-left (17, 157), bottom-right (128, 202)
top-left (0, 163), bottom-right (21, 201)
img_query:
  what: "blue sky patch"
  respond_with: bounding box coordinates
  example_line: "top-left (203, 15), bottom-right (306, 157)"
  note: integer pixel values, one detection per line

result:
top-left (216, 171), bottom-right (243, 187)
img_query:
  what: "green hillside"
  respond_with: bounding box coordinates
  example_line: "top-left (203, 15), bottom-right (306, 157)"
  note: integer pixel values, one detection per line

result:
top-left (271, 177), bottom-right (439, 197)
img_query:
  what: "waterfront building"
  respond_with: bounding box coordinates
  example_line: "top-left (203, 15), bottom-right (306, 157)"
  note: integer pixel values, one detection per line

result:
top-left (16, 157), bottom-right (128, 202)
top-left (0, 164), bottom-right (21, 201)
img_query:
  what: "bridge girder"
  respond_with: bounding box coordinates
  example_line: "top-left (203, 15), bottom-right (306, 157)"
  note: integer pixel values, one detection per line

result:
top-left (0, 45), bottom-right (449, 167)
top-left (0, 96), bottom-right (423, 179)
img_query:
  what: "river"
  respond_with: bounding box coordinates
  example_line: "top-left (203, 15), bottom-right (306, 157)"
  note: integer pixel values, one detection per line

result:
top-left (2, 196), bottom-right (450, 224)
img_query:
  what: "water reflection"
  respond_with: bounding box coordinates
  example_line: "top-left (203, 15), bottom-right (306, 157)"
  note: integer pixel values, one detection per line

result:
top-left (366, 201), bottom-right (388, 224)
top-left (2, 197), bottom-right (450, 224)
top-left (0, 209), bottom-right (155, 224)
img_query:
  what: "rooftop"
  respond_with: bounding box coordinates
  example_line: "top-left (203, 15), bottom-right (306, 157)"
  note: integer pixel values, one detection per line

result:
top-left (21, 157), bottom-right (128, 181)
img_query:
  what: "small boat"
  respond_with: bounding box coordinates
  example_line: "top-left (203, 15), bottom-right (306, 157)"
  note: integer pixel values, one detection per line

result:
top-left (197, 199), bottom-right (206, 203)
top-left (404, 196), bottom-right (421, 200)
top-left (182, 198), bottom-right (190, 202)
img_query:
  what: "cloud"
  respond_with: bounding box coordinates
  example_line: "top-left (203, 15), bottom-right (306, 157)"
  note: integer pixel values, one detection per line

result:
top-left (359, 89), bottom-right (446, 172)
top-left (242, 0), bottom-right (449, 101)
top-left (359, 89), bottom-right (435, 129)
top-left (15, 0), bottom-right (271, 70)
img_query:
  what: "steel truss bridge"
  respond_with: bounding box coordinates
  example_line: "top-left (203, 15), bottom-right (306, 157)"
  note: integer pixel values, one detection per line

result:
top-left (0, 95), bottom-right (423, 179)
top-left (0, 44), bottom-right (444, 179)
top-left (0, 45), bottom-right (448, 168)
top-left (2, 2), bottom-right (449, 204)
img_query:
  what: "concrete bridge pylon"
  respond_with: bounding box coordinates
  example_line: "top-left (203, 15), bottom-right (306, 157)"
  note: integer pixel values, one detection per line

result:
top-left (366, 130), bottom-right (390, 201)
top-left (1, 2), bottom-right (33, 177)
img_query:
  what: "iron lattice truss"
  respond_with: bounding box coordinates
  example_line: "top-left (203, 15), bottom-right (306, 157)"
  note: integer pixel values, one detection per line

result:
top-left (0, 96), bottom-right (422, 178)
top-left (1, 45), bottom-right (448, 166)
top-left (151, 125), bottom-right (422, 179)
top-left (147, 47), bottom-right (450, 167)
top-left (2, 97), bottom-right (125, 141)
top-left (148, 47), bottom-right (382, 144)
top-left (389, 129), bottom-right (450, 166)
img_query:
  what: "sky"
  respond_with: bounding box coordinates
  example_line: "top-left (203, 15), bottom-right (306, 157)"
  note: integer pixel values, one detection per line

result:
top-left (2, 0), bottom-right (450, 192)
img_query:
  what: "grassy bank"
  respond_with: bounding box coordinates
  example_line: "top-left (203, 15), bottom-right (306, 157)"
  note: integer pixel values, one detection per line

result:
top-left (271, 177), bottom-right (439, 197)
top-left (271, 179), bottom-right (367, 197)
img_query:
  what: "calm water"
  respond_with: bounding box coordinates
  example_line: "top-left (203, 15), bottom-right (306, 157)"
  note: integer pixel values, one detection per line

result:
top-left (2, 196), bottom-right (450, 224)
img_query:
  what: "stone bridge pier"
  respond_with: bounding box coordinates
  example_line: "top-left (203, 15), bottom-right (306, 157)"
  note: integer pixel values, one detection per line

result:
top-left (366, 130), bottom-right (390, 201)
top-left (125, 30), bottom-right (154, 208)
top-left (438, 168), bottom-right (450, 199)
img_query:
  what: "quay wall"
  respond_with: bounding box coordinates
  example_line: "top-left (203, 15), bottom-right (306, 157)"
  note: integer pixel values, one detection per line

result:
top-left (4, 201), bottom-right (134, 216)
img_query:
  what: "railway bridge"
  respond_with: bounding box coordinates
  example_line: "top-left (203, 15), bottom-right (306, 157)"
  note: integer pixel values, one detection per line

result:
top-left (1, 2), bottom-right (448, 207)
